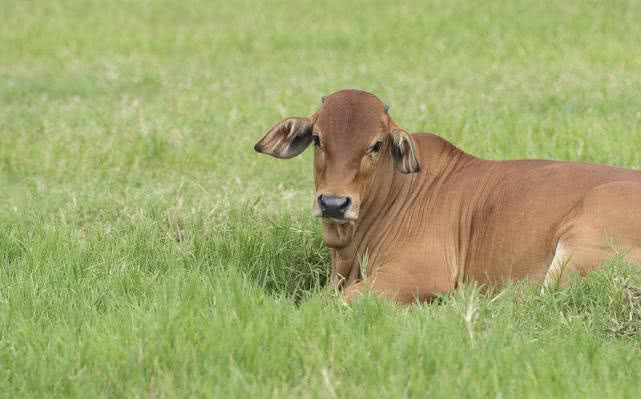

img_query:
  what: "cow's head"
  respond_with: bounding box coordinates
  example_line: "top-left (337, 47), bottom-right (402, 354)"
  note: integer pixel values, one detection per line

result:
top-left (254, 89), bottom-right (420, 248)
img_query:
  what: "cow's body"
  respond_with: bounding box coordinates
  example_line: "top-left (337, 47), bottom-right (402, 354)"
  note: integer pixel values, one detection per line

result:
top-left (255, 90), bottom-right (641, 304)
top-left (339, 134), bottom-right (641, 302)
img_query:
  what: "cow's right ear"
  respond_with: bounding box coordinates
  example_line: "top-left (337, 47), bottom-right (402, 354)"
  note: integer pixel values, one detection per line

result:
top-left (254, 117), bottom-right (314, 159)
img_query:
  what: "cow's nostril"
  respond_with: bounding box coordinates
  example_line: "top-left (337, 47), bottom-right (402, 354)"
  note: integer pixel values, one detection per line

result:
top-left (318, 195), bottom-right (326, 210)
top-left (318, 194), bottom-right (352, 218)
top-left (340, 197), bottom-right (352, 210)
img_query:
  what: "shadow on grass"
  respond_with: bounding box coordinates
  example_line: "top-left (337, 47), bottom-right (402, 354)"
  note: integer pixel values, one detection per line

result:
top-left (196, 208), bottom-right (330, 304)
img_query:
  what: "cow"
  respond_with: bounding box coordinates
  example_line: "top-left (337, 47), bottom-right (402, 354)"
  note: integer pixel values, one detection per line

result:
top-left (254, 89), bottom-right (641, 304)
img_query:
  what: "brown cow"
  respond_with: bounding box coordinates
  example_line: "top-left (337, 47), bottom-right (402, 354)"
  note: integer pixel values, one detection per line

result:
top-left (254, 89), bottom-right (641, 304)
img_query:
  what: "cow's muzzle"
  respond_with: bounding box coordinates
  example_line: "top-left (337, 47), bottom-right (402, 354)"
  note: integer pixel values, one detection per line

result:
top-left (318, 194), bottom-right (352, 220)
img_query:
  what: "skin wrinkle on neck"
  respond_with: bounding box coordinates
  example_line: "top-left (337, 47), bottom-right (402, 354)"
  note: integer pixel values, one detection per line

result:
top-left (331, 134), bottom-right (476, 288)
top-left (456, 159), bottom-right (500, 285)
top-left (331, 155), bottom-right (393, 284)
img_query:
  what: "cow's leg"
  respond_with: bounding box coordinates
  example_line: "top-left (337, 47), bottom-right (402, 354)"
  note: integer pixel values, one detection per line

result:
top-left (342, 277), bottom-right (420, 305)
top-left (543, 181), bottom-right (641, 290)
top-left (342, 261), bottom-right (454, 305)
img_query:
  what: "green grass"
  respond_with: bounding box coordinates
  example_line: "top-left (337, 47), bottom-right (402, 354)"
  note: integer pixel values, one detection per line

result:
top-left (2, 0), bottom-right (641, 397)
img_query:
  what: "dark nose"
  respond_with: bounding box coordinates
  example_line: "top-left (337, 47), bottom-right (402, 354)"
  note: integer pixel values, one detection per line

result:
top-left (318, 195), bottom-right (352, 218)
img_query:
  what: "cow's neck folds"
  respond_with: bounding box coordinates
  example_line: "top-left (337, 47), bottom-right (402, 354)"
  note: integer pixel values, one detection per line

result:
top-left (329, 135), bottom-right (474, 290)
top-left (330, 152), bottom-right (409, 287)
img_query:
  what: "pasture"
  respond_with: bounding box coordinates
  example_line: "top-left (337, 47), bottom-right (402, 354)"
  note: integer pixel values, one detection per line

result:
top-left (2, 0), bottom-right (641, 397)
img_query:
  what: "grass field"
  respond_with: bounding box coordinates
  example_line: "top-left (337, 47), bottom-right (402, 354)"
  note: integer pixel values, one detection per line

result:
top-left (2, 0), bottom-right (641, 397)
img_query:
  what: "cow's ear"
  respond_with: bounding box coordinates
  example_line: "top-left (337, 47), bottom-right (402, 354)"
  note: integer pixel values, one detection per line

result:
top-left (391, 128), bottom-right (420, 174)
top-left (254, 117), bottom-right (314, 159)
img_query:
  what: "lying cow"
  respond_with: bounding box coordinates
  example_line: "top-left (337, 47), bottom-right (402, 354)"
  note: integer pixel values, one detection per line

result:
top-left (254, 89), bottom-right (641, 304)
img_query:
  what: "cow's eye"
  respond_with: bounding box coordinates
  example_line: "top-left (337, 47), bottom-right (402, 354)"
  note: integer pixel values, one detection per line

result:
top-left (312, 134), bottom-right (321, 148)
top-left (370, 141), bottom-right (383, 153)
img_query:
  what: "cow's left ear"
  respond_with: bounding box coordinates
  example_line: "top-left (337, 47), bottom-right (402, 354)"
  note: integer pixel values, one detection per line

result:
top-left (254, 116), bottom-right (314, 159)
top-left (391, 128), bottom-right (420, 174)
